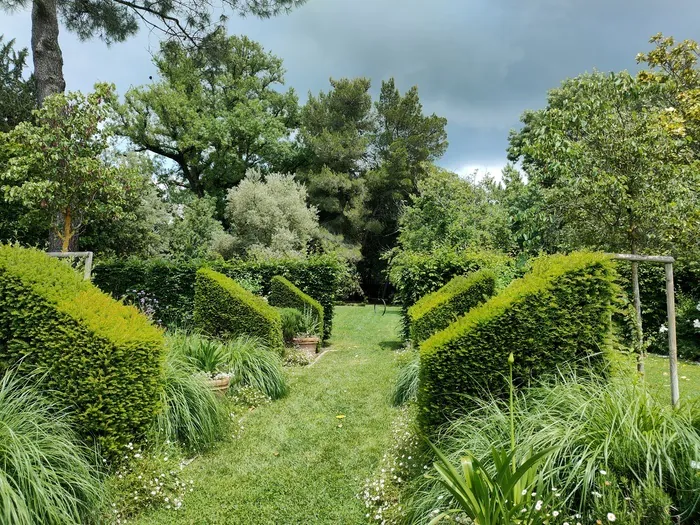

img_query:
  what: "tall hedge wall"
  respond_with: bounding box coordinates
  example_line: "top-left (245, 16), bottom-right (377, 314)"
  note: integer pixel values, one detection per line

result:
top-left (269, 276), bottom-right (324, 340)
top-left (418, 252), bottom-right (617, 430)
top-left (387, 248), bottom-right (520, 336)
top-left (194, 268), bottom-right (284, 352)
top-left (0, 246), bottom-right (164, 458)
top-left (92, 255), bottom-right (341, 341)
top-left (408, 270), bottom-right (496, 346)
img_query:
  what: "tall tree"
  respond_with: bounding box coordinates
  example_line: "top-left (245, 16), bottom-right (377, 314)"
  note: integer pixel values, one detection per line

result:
top-left (0, 83), bottom-right (142, 251)
top-left (0, 35), bottom-right (35, 132)
top-left (0, 0), bottom-right (306, 105)
top-left (118, 28), bottom-right (298, 214)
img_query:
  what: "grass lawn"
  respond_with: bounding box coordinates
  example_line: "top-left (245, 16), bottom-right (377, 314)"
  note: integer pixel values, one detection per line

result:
top-left (640, 353), bottom-right (700, 404)
top-left (137, 305), bottom-right (403, 525)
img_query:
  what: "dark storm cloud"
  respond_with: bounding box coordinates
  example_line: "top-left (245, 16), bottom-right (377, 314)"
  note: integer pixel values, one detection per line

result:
top-left (2, 0), bottom-right (700, 174)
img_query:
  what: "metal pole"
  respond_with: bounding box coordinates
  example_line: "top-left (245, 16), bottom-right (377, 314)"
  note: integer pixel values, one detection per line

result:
top-left (665, 263), bottom-right (680, 408)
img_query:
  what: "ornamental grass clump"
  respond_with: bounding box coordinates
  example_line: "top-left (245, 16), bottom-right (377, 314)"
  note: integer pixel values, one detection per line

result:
top-left (221, 335), bottom-right (288, 399)
top-left (154, 333), bottom-right (229, 453)
top-left (0, 371), bottom-right (105, 525)
top-left (412, 373), bottom-right (700, 523)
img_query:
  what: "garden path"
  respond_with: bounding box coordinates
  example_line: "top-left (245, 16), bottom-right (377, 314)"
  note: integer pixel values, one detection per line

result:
top-left (138, 305), bottom-right (403, 525)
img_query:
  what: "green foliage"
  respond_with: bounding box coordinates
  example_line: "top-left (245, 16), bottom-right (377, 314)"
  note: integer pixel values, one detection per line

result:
top-left (408, 270), bottom-right (496, 346)
top-left (225, 170), bottom-right (320, 259)
top-left (269, 275), bottom-right (324, 341)
top-left (397, 166), bottom-right (514, 255)
top-left (391, 350), bottom-right (420, 406)
top-left (173, 332), bottom-right (227, 376)
top-left (194, 268), bottom-right (284, 352)
top-left (0, 371), bottom-right (104, 525)
top-left (92, 255), bottom-right (342, 340)
top-left (155, 334), bottom-right (228, 453)
top-left (0, 35), bottom-right (34, 133)
top-left (220, 335), bottom-right (287, 399)
top-left (0, 83), bottom-right (144, 251)
top-left (427, 442), bottom-right (556, 525)
top-left (387, 247), bottom-right (516, 336)
top-left (418, 252), bottom-right (617, 430)
top-left (417, 375), bottom-right (699, 523)
top-left (277, 307), bottom-right (303, 343)
top-left (0, 245), bottom-right (164, 458)
top-left (166, 196), bottom-right (225, 260)
top-left (117, 28), bottom-right (298, 207)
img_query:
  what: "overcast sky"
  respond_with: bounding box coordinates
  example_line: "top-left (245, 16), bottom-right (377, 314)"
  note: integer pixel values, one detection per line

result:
top-left (1, 0), bottom-right (699, 177)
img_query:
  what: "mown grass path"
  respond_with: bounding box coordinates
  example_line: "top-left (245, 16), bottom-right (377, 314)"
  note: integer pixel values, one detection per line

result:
top-left (138, 305), bottom-right (402, 525)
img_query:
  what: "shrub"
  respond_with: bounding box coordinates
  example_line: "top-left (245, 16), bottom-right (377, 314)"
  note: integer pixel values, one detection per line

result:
top-left (411, 375), bottom-right (698, 523)
top-left (278, 308), bottom-right (303, 344)
top-left (194, 268), bottom-right (284, 352)
top-left (0, 371), bottom-right (104, 525)
top-left (92, 255), bottom-right (342, 340)
top-left (154, 333), bottom-right (229, 453)
top-left (0, 246), bottom-right (164, 458)
top-left (408, 270), bottom-right (496, 345)
top-left (391, 350), bottom-right (420, 406)
top-left (386, 247), bottom-right (519, 336)
top-left (221, 335), bottom-right (287, 399)
top-left (269, 275), bottom-right (324, 342)
top-left (418, 252), bottom-right (617, 430)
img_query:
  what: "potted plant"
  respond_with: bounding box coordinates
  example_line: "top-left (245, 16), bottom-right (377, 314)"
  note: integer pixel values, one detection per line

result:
top-left (186, 334), bottom-right (231, 395)
top-left (293, 307), bottom-right (320, 358)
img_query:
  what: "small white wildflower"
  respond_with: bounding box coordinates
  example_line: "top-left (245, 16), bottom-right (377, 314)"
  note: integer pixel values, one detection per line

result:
top-left (599, 469), bottom-right (607, 475)
top-left (607, 512), bottom-right (617, 522)
top-left (553, 510), bottom-right (560, 517)
top-left (659, 324), bottom-right (668, 333)
top-left (535, 500), bottom-right (543, 511)
top-left (693, 319), bottom-right (700, 329)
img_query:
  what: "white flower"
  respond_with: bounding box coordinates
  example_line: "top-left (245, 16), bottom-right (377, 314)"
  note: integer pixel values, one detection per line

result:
top-left (553, 510), bottom-right (560, 517)
top-left (607, 512), bottom-right (617, 522)
top-left (659, 325), bottom-right (669, 333)
top-left (535, 500), bottom-right (543, 511)
top-left (599, 469), bottom-right (607, 475)
top-left (693, 319), bottom-right (700, 329)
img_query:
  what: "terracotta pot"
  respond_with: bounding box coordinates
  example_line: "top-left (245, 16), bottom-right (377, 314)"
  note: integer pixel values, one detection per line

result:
top-left (206, 375), bottom-right (230, 396)
top-left (293, 336), bottom-right (320, 358)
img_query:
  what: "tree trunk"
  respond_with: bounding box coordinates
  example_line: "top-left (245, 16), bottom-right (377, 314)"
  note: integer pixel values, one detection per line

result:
top-left (32, 0), bottom-right (68, 249)
top-left (31, 0), bottom-right (65, 105)
top-left (631, 260), bottom-right (644, 375)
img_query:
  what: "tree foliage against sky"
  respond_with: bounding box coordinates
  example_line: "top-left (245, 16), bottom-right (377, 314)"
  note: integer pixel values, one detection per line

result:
top-left (118, 28), bottom-right (298, 214)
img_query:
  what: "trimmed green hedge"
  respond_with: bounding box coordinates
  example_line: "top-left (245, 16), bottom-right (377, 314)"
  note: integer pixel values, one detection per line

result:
top-left (0, 246), bottom-right (164, 458)
top-left (269, 276), bottom-right (324, 340)
top-left (194, 269), bottom-right (283, 352)
top-left (409, 270), bottom-right (496, 346)
top-left (92, 256), bottom-right (341, 341)
top-left (387, 248), bottom-right (520, 337)
top-left (418, 252), bottom-right (617, 430)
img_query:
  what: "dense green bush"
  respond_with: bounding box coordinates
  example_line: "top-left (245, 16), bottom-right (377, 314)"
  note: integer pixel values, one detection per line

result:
top-left (418, 252), bottom-right (617, 429)
top-left (92, 255), bottom-right (342, 340)
top-left (0, 246), bottom-right (164, 458)
top-left (387, 247), bottom-right (520, 336)
top-left (0, 371), bottom-right (105, 525)
top-left (278, 307), bottom-right (303, 343)
top-left (194, 268), bottom-right (284, 352)
top-left (269, 275), bottom-right (324, 342)
top-left (411, 375), bottom-right (699, 523)
top-left (408, 270), bottom-right (496, 345)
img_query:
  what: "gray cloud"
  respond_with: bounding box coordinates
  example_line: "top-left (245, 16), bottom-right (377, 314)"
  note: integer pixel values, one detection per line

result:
top-left (2, 0), bottom-right (700, 174)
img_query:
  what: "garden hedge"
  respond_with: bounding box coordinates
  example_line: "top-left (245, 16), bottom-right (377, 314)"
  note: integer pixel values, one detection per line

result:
top-left (387, 248), bottom-right (521, 336)
top-left (418, 252), bottom-right (617, 430)
top-left (0, 246), bottom-right (164, 458)
top-left (194, 268), bottom-right (284, 352)
top-left (269, 276), bottom-right (324, 340)
top-left (92, 256), bottom-right (341, 341)
top-left (408, 270), bottom-right (496, 345)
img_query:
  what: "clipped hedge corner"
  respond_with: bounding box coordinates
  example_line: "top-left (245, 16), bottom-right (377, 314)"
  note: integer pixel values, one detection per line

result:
top-left (0, 246), bottom-right (164, 458)
top-left (418, 252), bottom-right (617, 430)
top-left (268, 276), bottom-right (324, 342)
top-left (194, 268), bottom-right (283, 352)
top-left (409, 270), bottom-right (497, 346)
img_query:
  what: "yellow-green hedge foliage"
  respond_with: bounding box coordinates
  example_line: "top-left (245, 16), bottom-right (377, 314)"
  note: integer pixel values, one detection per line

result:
top-left (268, 276), bottom-right (324, 341)
top-left (418, 252), bottom-right (617, 430)
top-left (194, 269), bottom-right (283, 352)
top-left (408, 270), bottom-right (496, 346)
top-left (0, 246), bottom-right (164, 458)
